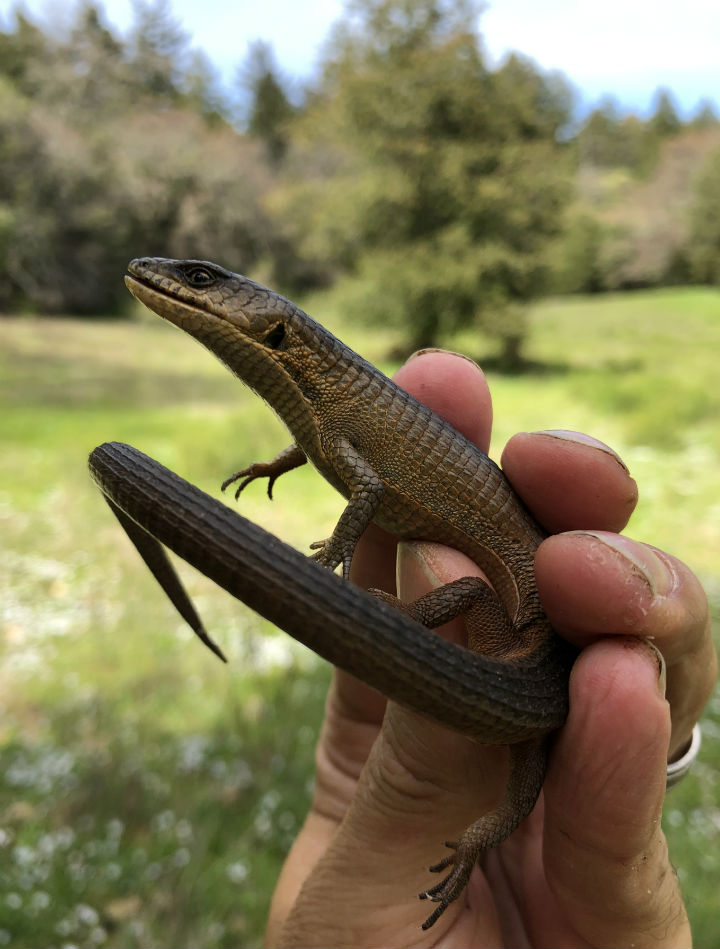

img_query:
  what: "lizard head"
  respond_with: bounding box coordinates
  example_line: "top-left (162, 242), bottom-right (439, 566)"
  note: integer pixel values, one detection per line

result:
top-left (125, 257), bottom-right (295, 348)
top-left (124, 257), bottom-right (360, 431)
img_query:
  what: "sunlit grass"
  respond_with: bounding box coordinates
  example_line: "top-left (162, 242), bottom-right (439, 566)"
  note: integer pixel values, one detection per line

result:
top-left (1, 287), bottom-right (719, 947)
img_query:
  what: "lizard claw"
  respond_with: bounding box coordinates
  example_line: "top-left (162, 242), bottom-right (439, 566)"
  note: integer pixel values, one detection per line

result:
top-left (367, 588), bottom-right (402, 607)
top-left (309, 538), bottom-right (354, 580)
top-left (418, 839), bottom-right (476, 930)
top-left (427, 840), bottom-right (459, 875)
top-left (309, 538), bottom-right (330, 552)
top-left (309, 539), bottom-right (339, 572)
top-left (221, 464), bottom-right (279, 501)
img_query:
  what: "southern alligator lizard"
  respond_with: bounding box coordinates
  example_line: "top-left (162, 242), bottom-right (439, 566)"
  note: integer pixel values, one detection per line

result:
top-left (90, 256), bottom-right (575, 928)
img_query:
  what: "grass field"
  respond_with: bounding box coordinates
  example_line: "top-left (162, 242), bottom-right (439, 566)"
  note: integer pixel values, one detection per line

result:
top-left (1, 286), bottom-right (719, 947)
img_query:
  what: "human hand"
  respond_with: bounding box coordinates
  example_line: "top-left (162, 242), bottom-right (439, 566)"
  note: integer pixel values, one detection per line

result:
top-left (265, 351), bottom-right (716, 948)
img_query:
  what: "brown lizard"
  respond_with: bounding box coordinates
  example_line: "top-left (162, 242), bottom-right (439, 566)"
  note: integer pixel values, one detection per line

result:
top-left (90, 256), bottom-right (575, 928)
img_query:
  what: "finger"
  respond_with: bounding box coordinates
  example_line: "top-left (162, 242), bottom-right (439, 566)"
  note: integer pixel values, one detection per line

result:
top-left (341, 351), bottom-right (494, 726)
top-left (393, 349), bottom-right (494, 452)
top-left (351, 347), bottom-right (493, 580)
top-left (544, 638), bottom-right (691, 947)
top-left (351, 349), bottom-right (492, 589)
top-left (535, 531), bottom-right (715, 757)
top-left (350, 349), bottom-right (493, 591)
top-left (501, 430), bottom-right (638, 533)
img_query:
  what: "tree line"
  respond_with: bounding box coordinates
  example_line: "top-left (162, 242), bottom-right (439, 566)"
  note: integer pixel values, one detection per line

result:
top-left (1, 0), bottom-right (719, 362)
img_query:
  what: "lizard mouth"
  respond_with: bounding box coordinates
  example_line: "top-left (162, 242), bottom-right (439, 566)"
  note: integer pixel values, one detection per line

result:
top-left (124, 271), bottom-right (213, 330)
top-left (125, 257), bottom-right (264, 334)
top-left (125, 257), bottom-right (222, 330)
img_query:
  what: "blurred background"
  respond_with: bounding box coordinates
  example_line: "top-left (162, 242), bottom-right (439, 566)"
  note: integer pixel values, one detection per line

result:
top-left (0, 0), bottom-right (718, 945)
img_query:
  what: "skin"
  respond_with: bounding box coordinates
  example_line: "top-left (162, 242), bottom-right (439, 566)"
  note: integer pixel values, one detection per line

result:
top-left (264, 350), bottom-right (716, 949)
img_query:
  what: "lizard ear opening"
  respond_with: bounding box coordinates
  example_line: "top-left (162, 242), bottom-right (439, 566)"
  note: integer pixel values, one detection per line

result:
top-left (263, 322), bottom-right (287, 350)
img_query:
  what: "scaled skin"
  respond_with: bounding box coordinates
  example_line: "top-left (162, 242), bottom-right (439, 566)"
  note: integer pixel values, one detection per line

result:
top-left (264, 350), bottom-right (715, 948)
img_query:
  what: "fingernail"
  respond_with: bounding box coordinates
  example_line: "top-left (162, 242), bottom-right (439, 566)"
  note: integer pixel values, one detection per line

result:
top-left (406, 348), bottom-right (480, 367)
top-left (396, 542), bottom-right (481, 601)
top-left (615, 638), bottom-right (666, 698)
top-left (533, 430), bottom-right (630, 472)
top-left (642, 639), bottom-right (667, 698)
top-left (571, 530), bottom-right (676, 599)
top-left (396, 542), bottom-right (444, 600)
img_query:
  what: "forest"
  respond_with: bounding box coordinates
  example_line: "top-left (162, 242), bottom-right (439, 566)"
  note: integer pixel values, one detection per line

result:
top-left (1, 0), bottom-right (719, 362)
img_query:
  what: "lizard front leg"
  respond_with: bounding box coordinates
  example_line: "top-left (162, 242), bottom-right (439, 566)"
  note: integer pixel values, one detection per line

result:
top-left (310, 438), bottom-right (384, 580)
top-left (222, 443), bottom-right (307, 500)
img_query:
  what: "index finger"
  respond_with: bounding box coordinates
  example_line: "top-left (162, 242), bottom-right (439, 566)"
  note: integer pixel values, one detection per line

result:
top-left (350, 349), bottom-right (493, 592)
top-left (346, 352), bottom-right (494, 729)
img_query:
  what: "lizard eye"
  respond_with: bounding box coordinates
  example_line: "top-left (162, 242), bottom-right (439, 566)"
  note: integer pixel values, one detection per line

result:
top-left (185, 266), bottom-right (216, 287)
top-left (263, 322), bottom-right (286, 350)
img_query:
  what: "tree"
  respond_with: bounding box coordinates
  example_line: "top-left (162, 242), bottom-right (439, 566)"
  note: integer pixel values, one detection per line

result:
top-left (0, 10), bottom-right (48, 93)
top-left (690, 98), bottom-right (720, 129)
top-left (0, 6), bottom-right (290, 314)
top-left (650, 87), bottom-right (682, 138)
top-left (577, 97), bottom-right (658, 173)
top-left (238, 41), bottom-right (295, 164)
top-left (549, 212), bottom-right (609, 294)
top-left (127, 0), bottom-right (188, 100)
top-left (687, 147), bottom-right (720, 285)
top-left (492, 53), bottom-right (573, 141)
top-left (183, 49), bottom-right (230, 124)
top-left (55, 3), bottom-right (132, 116)
top-left (282, 0), bottom-right (573, 363)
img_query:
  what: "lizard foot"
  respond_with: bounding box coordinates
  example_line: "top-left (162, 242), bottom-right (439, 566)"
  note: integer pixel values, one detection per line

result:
top-left (309, 538), bottom-right (353, 579)
top-left (222, 463), bottom-right (280, 501)
top-left (418, 838), bottom-right (477, 930)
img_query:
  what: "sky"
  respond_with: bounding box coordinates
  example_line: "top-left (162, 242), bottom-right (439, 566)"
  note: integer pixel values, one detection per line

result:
top-left (1, 0), bottom-right (719, 117)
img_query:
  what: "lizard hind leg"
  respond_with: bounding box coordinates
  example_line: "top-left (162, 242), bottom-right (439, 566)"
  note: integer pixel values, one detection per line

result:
top-left (419, 736), bottom-right (548, 929)
top-left (370, 576), bottom-right (510, 640)
top-left (370, 575), bottom-right (537, 664)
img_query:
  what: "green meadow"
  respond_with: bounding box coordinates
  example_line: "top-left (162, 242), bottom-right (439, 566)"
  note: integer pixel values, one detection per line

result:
top-left (1, 287), bottom-right (719, 947)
